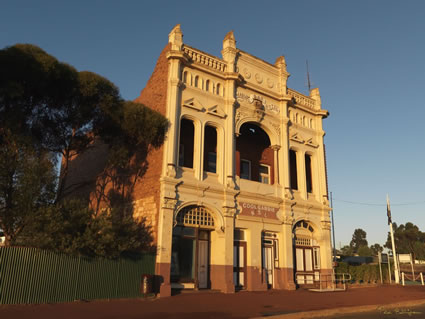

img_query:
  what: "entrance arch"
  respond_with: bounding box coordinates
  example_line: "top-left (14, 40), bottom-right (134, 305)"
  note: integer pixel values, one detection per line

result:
top-left (171, 205), bottom-right (216, 289)
top-left (293, 220), bottom-right (321, 287)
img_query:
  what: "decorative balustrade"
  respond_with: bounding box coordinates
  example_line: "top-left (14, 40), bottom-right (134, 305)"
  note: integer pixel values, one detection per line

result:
top-left (288, 88), bottom-right (316, 110)
top-left (183, 46), bottom-right (227, 72)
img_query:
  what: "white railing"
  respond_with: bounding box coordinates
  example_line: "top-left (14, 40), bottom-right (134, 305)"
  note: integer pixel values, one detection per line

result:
top-left (401, 272), bottom-right (424, 286)
top-left (287, 88), bottom-right (316, 110)
top-left (183, 46), bottom-right (227, 72)
top-left (311, 273), bottom-right (351, 292)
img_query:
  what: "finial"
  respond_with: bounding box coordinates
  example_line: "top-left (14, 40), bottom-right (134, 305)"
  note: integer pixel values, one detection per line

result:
top-left (169, 24), bottom-right (183, 50)
top-left (223, 30), bottom-right (236, 50)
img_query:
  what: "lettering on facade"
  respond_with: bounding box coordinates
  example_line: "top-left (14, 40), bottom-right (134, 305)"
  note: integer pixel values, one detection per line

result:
top-left (239, 202), bottom-right (278, 220)
top-left (236, 90), bottom-right (280, 114)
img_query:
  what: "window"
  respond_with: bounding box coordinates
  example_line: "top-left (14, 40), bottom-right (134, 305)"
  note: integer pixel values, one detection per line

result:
top-left (204, 125), bottom-right (217, 173)
top-left (179, 119), bottom-right (194, 168)
top-left (305, 154), bottom-right (313, 193)
top-left (216, 83), bottom-right (221, 95)
top-left (289, 150), bottom-right (298, 190)
top-left (259, 164), bottom-right (270, 184)
top-left (207, 152), bottom-right (216, 173)
top-left (313, 247), bottom-right (320, 269)
top-left (234, 229), bottom-right (245, 241)
top-left (194, 75), bottom-right (199, 88)
top-left (205, 80), bottom-right (210, 92)
top-left (240, 159), bottom-right (251, 180)
top-left (178, 144), bottom-right (185, 167)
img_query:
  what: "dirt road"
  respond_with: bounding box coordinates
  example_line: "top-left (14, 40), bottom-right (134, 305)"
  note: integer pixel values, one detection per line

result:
top-left (0, 285), bottom-right (424, 319)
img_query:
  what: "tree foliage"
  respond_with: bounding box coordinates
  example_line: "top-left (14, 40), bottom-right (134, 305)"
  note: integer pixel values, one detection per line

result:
top-left (0, 44), bottom-right (168, 256)
top-left (349, 228), bottom-right (368, 253)
top-left (0, 130), bottom-right (57, 245)
top-left (370, 243), bottom-right (383, 256)
top-left (385, 222), bottom-right (425, 260)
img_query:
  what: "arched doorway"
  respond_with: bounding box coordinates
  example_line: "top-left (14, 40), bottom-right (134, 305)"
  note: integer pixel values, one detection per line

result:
top-left (170, 205), bottom-right (215, 289)
top-left (293, 220), bottom-right (321, 287)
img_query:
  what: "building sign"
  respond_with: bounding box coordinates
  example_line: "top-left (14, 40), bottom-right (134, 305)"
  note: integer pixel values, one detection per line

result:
top-left (239, 202), bottom-right (278, 220)
top-left (379, 252), bottom-right (388, 264)
top-left (398, 254), bottom-right (412, 264)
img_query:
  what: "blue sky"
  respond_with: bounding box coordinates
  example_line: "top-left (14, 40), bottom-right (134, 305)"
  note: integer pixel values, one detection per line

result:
top-left (2, 0), bottom-right (424, 248)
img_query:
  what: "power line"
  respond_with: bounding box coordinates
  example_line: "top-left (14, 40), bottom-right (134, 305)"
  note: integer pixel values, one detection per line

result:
top-left (333, 198), bottom-right (425, 207)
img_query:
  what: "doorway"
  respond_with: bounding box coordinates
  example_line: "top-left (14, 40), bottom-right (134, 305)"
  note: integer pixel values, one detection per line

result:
top-left (171, 226), bottom-right (210, 289)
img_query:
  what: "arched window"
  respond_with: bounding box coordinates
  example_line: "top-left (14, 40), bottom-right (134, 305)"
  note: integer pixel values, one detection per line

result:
top-left (289, 150), bottom-right (298, 190)
top-left (216, 83), bottom-right (221, 95)
top-left (204, 125), bottom-right (217, 173)
top-left (305, 154), bottom-right (313, 193)
top-left (194, 75), bottom-right (199, 88)
top-left (176, 205), bottom-right (215, 228)
top-left (205, 80), bottom-right (210, 92)
top-left (179, 118), bottom-right (194, 168)
top-left (183, 71), bottom-right (188, 84)
top-left (236, 123), bottom-right (273, 184)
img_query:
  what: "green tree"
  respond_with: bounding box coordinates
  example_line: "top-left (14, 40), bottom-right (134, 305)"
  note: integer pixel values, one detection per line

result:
top-left (341, 245), bottom-right (354, 256)
top-left (19, 200), bottom-right (154, 258)
top-left (350, 228), bottom-right (368, 254)
top-left (385, 222), bottom-right (425, 260)
top-left (357, 245), bottom-right (372, 256)
top-left (0, 44), bottom-right (168, 256)
top-left (0, 130), bottom-right (57, 245)
top-left (370, 243), bottom-right (383, 256)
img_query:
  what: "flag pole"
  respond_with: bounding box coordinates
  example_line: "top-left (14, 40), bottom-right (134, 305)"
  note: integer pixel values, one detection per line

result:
top-left (387, 194), bottom-right (400, 284)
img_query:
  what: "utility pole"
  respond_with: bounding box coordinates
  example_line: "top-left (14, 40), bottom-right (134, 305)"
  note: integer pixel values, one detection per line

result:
top-left (387, 194), bottom-right (400, 284)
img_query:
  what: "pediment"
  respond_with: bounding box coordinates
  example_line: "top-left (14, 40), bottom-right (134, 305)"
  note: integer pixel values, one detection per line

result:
top-left (183, 98), bottom-right (205, 111)
top-left (207, 104), bottom-right (226, 118)
top-left (305, 138), bottom-right (319, 148)
top-left (290, 132), bottom-right (305, 144)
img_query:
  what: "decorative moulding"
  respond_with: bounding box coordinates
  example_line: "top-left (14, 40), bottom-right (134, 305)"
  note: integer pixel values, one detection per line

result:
top-left (305, 138), bottom-right (319, 148)
top-left (183, 97), bottom-right (205, 112)
top-left (207, 105), bottom-right (226, 118)
top-left (290, 133), bottom-right (305, 144)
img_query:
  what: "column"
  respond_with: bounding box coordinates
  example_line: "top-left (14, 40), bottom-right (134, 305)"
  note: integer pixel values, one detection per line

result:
top-left (155, 199), bottom-right (177, 297)
top-left (271, 145), bottom-right (281, 185)
top-left (210, 208), bottom-right (235, 293)
top-left (275, 215), bottom-right (296, 290)
top-left (297, 150), bottom-right (307, 199)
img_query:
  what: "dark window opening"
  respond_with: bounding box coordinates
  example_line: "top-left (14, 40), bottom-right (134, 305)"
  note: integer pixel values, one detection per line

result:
top-left (179, 119), bottom-right (194, 168)
top-left (305, 154), bottom-right (313, 193)
top-left (240, 159), bottom-right (251, 180)
top-left (289, 150), bottom-right (298, 190)
top-left (204, 125), bottom-right (217, 173)
top-left (236, 123), bottom-right (273, 184)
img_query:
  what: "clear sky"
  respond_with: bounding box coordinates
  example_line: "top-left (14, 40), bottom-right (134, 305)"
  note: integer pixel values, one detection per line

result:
top-left (2, 0), bottom-right (424, 249)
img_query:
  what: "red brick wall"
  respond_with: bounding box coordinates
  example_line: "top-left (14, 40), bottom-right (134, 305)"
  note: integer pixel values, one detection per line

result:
top-left (131, 42), bottom-right (171, 239)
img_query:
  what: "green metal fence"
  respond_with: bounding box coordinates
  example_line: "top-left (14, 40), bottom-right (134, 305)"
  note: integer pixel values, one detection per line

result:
top-left (0, 247), bottom-right (155, 304)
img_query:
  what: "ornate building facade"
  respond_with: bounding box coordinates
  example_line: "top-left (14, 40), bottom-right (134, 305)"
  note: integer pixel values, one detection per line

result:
top-left (133, 25), bottom-right (333, 297)
top-left (73, 24), bottom-right (333, 297)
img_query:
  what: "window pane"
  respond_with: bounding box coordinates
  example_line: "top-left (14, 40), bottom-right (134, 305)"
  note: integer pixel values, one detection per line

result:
top-left (207, 152), bottom-right (216, 173)
top-left (290, 150), bottom-right (298, 190)
top-left (241, 160), bottom-right (251, 180)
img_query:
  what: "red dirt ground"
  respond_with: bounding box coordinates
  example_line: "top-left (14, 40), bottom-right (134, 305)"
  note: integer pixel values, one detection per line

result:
top-left (0, 285), bottom-right (424, 319)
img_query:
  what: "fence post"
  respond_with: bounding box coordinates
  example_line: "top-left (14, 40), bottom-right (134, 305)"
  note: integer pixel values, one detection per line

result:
top-left (401, 272), bottom-right (405, 286)
top-left (73, 255), bottom-right (81, 300)
top-left (420, 273), bottom-right (424, 286)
